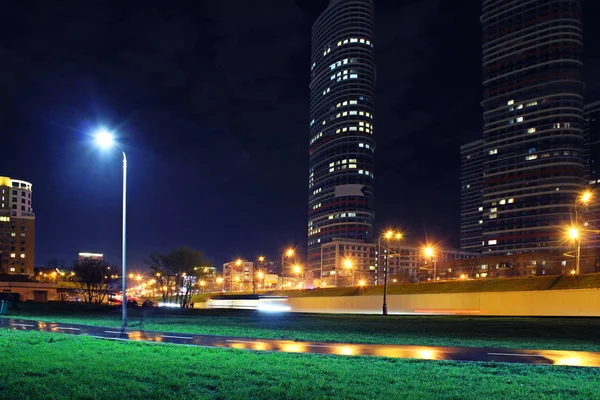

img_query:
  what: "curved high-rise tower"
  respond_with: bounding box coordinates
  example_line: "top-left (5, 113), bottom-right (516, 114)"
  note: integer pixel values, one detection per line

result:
top-left (307, 0), bottom-right (375, 275)
top-left (479, 0), bottom-right (585, 254)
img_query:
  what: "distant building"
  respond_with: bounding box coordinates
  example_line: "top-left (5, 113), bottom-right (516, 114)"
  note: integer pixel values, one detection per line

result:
top-left (460, 140), bottom-right (484, 251)
top-left (0, 176), bottom-right (35, 275)
top-left (461, 1), bottom-right (586, 254)
top-left (382, 243), bottom-right (479, 283)
top-left (316, 238), bottom-right (375, 287)
top-left (77, 252), bottom-right (103, 264)
top-left (584, 101), bottom-right (600, 184)
top-left (308, 0), bottom-right (376, 277)
top-left (223, 260), bottom-right (254, 292)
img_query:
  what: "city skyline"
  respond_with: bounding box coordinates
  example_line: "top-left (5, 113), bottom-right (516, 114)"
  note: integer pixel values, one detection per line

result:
top-left (2, 0), bottom-right (600, 269)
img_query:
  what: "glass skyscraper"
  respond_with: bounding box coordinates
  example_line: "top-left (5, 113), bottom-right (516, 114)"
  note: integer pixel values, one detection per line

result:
top-left (307, 0), bottom-right (376, 275)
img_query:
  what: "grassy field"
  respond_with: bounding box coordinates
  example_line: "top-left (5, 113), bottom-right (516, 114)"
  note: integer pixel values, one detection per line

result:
top-left (1, 330), bottom-right (599, 400)
top-left (6, 302), bottom-right (600, 351)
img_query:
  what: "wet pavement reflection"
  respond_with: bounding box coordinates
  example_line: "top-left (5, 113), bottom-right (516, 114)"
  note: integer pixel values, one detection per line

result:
top-left (3, 318), bottom-right (600, 367)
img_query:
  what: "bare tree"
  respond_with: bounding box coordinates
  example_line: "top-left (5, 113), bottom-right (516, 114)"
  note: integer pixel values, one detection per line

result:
top-left (72, 260), bottom-right (117, 304)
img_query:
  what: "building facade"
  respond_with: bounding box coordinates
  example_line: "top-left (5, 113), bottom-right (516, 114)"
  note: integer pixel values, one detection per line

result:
top-left (307, 0), bottom-right (376, 276)
top-left (464, 1), bottom-right (586, 255)
top-left (584, 101), bottom-right (600, 184)
top-left (316, 238), bottom-right (376, 287)
top-left (222, 260), bottom-right (254, 292)
top-left (460, 140), bottom-right (484, 251)
top-left (0, 176), bottom-right (35, 275)
top-left (77, 252), bottom-right (103, 264)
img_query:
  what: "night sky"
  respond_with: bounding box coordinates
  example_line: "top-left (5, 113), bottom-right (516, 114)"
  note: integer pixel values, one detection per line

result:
top-left (2, 0), bottom-right (599, 270)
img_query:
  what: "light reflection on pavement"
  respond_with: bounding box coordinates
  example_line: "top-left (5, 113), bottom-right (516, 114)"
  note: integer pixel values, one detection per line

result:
top-left (3, 318), bottom-right (600, 367)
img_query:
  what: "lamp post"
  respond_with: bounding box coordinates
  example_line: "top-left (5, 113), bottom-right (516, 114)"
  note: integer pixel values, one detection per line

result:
top-left (94, 128), bottom-right (128, 333)
top-left (254, 256), bottom-right (265, 294)
top-left (343, 258), bottom-right (354, 286)
top-left (572, 191), bottom-right (592, 275)
top-left (569, 227), bottom-right (581, 275)
top-left (293, 265), bottom-right (302, 289)
top-left (424, 246), bottom-right (437, 281)
top-left (281, 248), bottom-right (294, 289)
top-left (378, 230), bottom-right (403, 315)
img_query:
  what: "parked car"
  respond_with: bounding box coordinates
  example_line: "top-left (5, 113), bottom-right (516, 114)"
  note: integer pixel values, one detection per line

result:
top-left (141, 300), bottom-right (156, 307)
top-left (126, 299), bottom-right (139, 307)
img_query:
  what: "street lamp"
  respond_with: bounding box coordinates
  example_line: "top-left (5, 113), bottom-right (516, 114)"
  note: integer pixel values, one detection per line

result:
top-left (282, 248), bottom-right (294, 279)
top-left (423, 246), bottom-right (437, 281)
top-left (378, 229), bottom-right (403, 315)
top-left (343, 258), bottom-right (354, 286)
top-left (567, 226), bottom-right (581, 275)
top-left (254, 256), bottom-right (265, 294)
top-left (94, 127), bottom-right (128, 333)
top-left (292, 265), bottom-right (303, 289)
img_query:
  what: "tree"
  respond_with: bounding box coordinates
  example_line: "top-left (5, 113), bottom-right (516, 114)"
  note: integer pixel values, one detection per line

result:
top-left (146, 246), bottom-right (212, 306)
top-left (71, 260), bottom-right (117, 304)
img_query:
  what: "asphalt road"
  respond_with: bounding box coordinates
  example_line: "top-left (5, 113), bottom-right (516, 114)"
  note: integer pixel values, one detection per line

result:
top-left (3, 318), bottom-right (600, 367)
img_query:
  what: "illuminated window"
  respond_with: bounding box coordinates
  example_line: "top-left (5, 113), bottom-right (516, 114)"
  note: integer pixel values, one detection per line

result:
top-left (490, 207), bottom-right (497, 212)
top-left (10, 253), bottom-right (15, 258)
top-left (489, 149), bottom-right (498, 155)
top-left (507, 100), bottom-right (514, 105)
top-left (349, 74), bottom-right (358, 79)
top-left (516, 117), bottom-right (523, 122)
top-left (9, 268), bottom-right (15, 272)
top-left (0, 216), bottom-right (9, 222)
top-left (20, 254), bottom-right (25, 259)
top-left (517, 104), bottom-right (523, 109)
top-left (526, 101), bottom-right (538, 107)
top-left (489, 214), bottom-right (497, 219)
top-left (478, 207), bottom-right (483, 211)
top-left (508, 198), bottom-right (514, 203)
top-left (499, 200), bottom-right (506, 205)
top-left (526, 155), bottom-right (538, 161)
top-left (479, 220), bottom-right (483, 224)
top-left (488, 240), bottom-right (497, 245)
top-left (528, 128), bottom-right (536, 133)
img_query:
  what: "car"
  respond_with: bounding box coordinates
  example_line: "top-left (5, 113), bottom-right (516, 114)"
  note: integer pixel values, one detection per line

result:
top-left (126, 299), bottom-right (139, 307)
top-left (141, 300), bottom-right (156, 307)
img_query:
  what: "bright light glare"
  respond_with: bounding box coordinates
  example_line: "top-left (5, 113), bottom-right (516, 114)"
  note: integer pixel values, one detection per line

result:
top-left (569, 227), bottom-right (579, 240)
top-left (344, 258), bottom-right (353, 269)
top-left (285, 248), bottom-right (294, 257)
top-left (258, 303), bottom-right (291, 312)
top-left (94, 128), bottom-right (115, 148)
top-left (424, 246), bottom-right (435, 257)
top-left (581, 191), bottom-right (592, 203)
top-left (358, 280), bottom-right (366, 286)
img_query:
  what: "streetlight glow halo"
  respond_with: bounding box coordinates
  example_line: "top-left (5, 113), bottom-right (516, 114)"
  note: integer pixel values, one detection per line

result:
top-left (93, 128), bottom-right (115, 148)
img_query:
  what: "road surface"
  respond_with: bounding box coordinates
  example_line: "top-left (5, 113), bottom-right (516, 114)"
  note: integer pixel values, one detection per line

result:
top-left (2, 318), bottom-right (599, 367)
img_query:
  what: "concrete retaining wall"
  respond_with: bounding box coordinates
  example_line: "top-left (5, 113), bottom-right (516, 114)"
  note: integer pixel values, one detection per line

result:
top-left (285, 288), bottom-right (600, 316)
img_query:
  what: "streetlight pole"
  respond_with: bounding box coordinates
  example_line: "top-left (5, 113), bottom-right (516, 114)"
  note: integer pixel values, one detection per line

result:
top-left (379, 230), bottom-right (402, 316)
top-left (120, 150), bottom-right (127, 333)
top-left (93, 128), bottom-right (127, 333)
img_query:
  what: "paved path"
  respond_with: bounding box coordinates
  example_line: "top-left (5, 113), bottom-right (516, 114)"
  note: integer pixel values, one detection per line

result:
top-left (3, 318), bottom-right (600, 367)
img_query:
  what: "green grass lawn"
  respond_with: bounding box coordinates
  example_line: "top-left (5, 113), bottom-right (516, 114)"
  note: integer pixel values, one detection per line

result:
top-left (6, 302), bottom-right (600, 351)
top-left (1, 330), bottom-right (599, 400)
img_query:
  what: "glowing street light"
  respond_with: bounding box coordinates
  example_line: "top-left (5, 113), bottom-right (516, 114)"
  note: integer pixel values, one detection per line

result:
top-left (566, 225), bottom-right (581, 275)
top-left (281, 247), bottom-right (295, 284)
top-left (423, 245), bottom-right (437, 281)
top-left (93, 126), bottom-right (128, 333)
top-left (343, 258), bottom-right (355, 286)
top-left (378, 229), bottom-right (403, 315)
top-left (254, 255), bottom-right (265, 294)
top-left (293, 265), bottom-right (301, 275)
